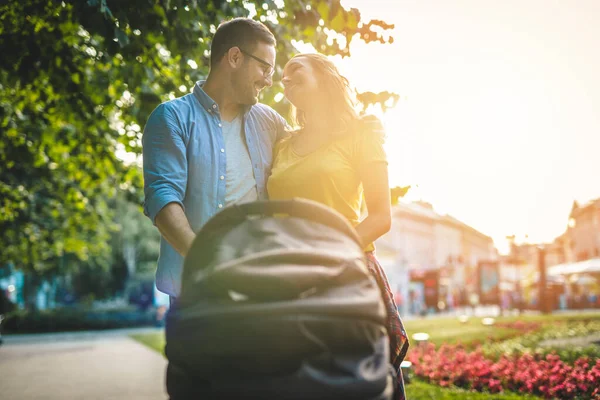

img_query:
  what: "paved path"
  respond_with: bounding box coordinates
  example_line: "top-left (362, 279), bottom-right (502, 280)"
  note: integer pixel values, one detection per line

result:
top-left (0, 328), bottom-right (168, 400)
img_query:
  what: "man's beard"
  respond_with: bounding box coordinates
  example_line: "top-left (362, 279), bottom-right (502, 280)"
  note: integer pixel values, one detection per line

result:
top-left (232, 69), bottom-right (259, 106)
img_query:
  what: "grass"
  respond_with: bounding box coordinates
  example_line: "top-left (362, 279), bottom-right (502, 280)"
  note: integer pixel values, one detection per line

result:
top-left (403, 318), bottom-right (515, 347)
top-left (405, 381), bottom-right (539, 399)
top-left (402, 311), bottom-right (600, 347)
top-left (130, 332), bottom-right (165, 355)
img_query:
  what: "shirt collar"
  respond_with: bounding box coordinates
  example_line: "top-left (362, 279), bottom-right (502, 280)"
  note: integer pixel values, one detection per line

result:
top-left (193, 80), bottom-right (251, 116)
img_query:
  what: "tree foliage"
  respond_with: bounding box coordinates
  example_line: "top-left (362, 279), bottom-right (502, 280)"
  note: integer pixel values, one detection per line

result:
top-left (391, 185), bottom-right (411, 205)
top-left (0, 0), bottom-right (395, 280)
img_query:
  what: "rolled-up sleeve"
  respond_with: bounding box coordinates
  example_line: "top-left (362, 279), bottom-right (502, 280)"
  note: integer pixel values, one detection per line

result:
top-left (142, 103), bottom-right (187, 224)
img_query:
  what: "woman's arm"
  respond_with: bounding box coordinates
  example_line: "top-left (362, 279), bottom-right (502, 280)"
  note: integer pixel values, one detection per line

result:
top-left (354, 162), bottom-right (392, 248)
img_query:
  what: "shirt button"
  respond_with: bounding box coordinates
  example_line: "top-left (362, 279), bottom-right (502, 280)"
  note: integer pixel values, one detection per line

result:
top-left (212, 104), bottom-right (217, 109)
top-left (220, 175), bottom-right (224, 180)
top-left (218, 203), bottom-right (223, 208)
top-left (218, 123), bottom-right (222, 127)
top-left (220, 148), bottom-right (225, 153)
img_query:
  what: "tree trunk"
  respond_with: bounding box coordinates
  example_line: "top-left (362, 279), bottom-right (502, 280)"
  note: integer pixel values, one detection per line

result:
top-left (123, 240), bottom-right (136, 277)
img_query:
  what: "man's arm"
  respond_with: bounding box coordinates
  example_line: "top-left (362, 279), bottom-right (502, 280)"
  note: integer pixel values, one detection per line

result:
top-left (155, 203), bottom-right (196, 257)
top-left (272, 107), bottom-right (291, 141)
top-left (142, 103), bottom-right (193, 257)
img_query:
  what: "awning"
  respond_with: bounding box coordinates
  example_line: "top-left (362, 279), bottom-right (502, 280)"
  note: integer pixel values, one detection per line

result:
top-left (548, 258), bottom-right (600, 276)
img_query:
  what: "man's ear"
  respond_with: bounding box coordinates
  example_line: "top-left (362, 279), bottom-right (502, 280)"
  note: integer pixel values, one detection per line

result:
top-left (227, 47), bottom-right (243, 69)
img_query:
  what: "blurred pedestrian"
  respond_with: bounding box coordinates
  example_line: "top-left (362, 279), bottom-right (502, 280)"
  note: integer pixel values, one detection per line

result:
top-left (0, 288), bottom-right (15, 345)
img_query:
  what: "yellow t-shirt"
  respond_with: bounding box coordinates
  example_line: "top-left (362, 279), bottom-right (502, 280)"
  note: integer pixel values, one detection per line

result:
top-left (267, 116), bottom-right (387, 252)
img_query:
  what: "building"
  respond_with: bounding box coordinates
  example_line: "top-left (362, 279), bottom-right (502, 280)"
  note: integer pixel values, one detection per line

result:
top-left (512, 198), bottom-right (600, 269)
top-left (568, 198), bottom-right (600, 261)
top-left (376, 200), bottom-right (497, 315)
top-left (376, 201), bottom-right (437, 316)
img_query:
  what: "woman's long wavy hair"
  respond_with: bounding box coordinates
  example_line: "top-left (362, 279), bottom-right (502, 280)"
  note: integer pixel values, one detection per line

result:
top-left (289, 53), bottom-right (360, 135)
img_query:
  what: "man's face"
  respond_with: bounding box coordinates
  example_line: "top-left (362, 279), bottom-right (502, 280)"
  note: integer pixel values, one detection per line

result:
top-left (231, 42), bottom-right (275, 106)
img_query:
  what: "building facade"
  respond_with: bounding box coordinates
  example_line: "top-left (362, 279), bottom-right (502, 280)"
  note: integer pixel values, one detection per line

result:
top-left (568, 199), bottom-right (600, 261)
top-left (376, 200), bottom-right (497, 315)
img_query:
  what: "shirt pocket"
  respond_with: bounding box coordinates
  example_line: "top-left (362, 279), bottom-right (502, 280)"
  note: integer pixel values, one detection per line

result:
top-left (187, 125), bottom-right (216, 185)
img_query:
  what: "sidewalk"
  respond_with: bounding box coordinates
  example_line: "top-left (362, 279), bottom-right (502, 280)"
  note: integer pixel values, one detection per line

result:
top-left (2, 326), bottom-right (164, 345)
top-left (0, 328), bottom-right (167, 400)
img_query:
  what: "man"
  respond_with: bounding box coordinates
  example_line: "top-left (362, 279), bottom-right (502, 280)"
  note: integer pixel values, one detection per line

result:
top-left (0, 287), bottom-right (15, 346)
top-left (142, 18), bottom-right (287, 301)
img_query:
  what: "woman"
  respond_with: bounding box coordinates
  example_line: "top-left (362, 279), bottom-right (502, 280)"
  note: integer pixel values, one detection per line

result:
top-left (267, 53), bottom-right (410, 399)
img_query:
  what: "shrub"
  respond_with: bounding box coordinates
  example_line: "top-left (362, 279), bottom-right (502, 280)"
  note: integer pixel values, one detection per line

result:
top-left (3, 306), bottom-right (156, 333)
top-left (483, 320), bottom-right (600, 364)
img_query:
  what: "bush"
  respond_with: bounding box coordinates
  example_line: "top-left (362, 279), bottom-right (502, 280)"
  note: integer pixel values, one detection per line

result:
top-left (482, 320), bottom-right (600, 364)
top-left (3, 306), bottom-right (156, 333)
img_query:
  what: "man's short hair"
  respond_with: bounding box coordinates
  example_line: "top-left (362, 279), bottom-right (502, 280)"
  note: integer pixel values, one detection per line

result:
top-left (210, 18), bottom-right (276, 69)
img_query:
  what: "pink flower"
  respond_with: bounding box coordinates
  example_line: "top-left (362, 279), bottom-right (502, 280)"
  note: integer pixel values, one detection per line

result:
top-left (407, 341), bottom-right (599, 399)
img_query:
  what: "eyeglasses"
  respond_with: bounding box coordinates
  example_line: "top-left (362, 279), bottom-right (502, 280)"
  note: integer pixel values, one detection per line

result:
top-left (239, 48), bottom-right (275, 78)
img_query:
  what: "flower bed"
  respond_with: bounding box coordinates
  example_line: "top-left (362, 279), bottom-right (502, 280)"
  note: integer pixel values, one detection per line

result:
top-left (494, 320), bottom-right (543, 333)
top-left (408, 343), bottom-right (600, 399)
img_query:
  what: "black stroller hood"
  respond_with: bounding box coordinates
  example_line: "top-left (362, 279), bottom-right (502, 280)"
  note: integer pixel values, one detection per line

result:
top-left (167, 199), bottom-right (392, 400)
top-left (178, 199), bottom-right (386, 320)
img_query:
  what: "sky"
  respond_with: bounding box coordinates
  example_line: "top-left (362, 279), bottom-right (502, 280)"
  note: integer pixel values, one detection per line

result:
top-left (333, 0), bottom-right (600, 252)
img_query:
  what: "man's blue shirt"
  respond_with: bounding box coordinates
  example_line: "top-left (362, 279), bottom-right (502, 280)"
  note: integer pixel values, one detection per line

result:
top-left (142, 81), bottom-right (287, 296)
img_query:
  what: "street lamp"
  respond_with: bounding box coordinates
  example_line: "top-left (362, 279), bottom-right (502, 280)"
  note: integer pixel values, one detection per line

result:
top-left (538, 246), bottom-right (551, 314)
top-left (412, 332), bottom-right (430, 346)
top-left (400, 360), bottom-right (412, 383)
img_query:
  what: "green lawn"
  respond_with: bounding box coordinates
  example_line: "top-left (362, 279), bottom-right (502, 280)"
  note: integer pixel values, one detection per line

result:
top-left (405, 381), bottom-right (538, 399)
top-left (130, 332), bottom-right (165, 355)
top-left (403, 317), bottom-right (515, 347)
top-left (402, 311), bottom-right (600, 347)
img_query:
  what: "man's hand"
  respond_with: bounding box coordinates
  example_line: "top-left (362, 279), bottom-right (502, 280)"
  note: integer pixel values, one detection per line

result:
top-left (155, 202), bottom-right (196, 257)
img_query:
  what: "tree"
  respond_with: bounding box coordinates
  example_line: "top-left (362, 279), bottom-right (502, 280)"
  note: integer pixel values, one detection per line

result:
top-left (0, 0), bottom-right (397, 304)
top-left (391, 185), bottom-right (411, 205)
top-left (70, 193), bottom-right (160, 300)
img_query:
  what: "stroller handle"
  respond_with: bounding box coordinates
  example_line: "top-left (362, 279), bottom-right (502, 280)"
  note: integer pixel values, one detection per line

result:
top-left (200, 198), bottom-right (362, 246)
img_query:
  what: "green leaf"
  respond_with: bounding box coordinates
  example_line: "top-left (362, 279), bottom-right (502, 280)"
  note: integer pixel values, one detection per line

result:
top-left (114, 27), bottom-right (129, 48)
top-left (317, 1), bottom-right (329, 21)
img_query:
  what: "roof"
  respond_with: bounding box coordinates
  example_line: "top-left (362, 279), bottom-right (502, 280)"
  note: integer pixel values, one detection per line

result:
top-left (441, 214), bottom-right (493, 242)
top-left (548, 258), bottom-right (600, 276)
top-left (392, 201), bottom-right (439, 221)
top-left (391, 201), bottom-right (493, 243)
top-left (570, 198), bottom-right (600, 219)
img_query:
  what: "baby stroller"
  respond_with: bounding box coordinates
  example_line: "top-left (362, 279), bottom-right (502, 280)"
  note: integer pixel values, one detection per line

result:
top-left (166, 198), bottom-right (395, 400)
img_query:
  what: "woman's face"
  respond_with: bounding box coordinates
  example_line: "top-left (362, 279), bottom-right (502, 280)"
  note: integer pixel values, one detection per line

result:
top-left (281, 56), bottom-right (320, 110)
